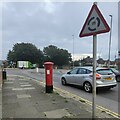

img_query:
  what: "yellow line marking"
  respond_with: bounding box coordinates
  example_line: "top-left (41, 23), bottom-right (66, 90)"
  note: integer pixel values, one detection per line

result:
top-left (54, 87), bottom-right (120, 119)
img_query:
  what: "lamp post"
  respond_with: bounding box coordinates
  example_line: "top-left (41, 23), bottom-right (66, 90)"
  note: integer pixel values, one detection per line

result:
top-left (108, 15), bottom-right (112, 68)
top-left (118, 51), bottom-right (120, 71)
top-left (72, 35), bottom-right (74, 68)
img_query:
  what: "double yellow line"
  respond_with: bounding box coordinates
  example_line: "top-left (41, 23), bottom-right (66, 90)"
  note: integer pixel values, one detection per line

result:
top-left (54, 87), bottom-right (120, 119)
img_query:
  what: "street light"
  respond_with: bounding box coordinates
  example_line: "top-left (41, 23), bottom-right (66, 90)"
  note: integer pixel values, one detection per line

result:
top-left (72, 35), bottom-right (74, 68)
top-left (108, 15), bottom-right (112, 68)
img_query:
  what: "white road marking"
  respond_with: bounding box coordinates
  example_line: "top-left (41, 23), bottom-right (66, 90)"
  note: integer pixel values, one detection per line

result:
top-left (17, 94), bottom-right (31, 98)
top-left (4, 82), bottom-right (13, 84)
top-left (20, 84), bottom-right (32, 87)
top-left (12, 87), bottom-right (35, 91)
top-left (12, 88), bottom-right (23, 91)
top-left (23, 87), bottom-right (35, 90)
top-left (19, 82), bottom-right (30, 85)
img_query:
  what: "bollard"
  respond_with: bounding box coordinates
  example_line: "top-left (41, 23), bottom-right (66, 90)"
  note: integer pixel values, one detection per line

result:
top-left (44, 62), bottom-right (54, 93)
top-left (36, 67), bottom-right (39, 73)
top-left (2, 69), bottom-right (7, 80)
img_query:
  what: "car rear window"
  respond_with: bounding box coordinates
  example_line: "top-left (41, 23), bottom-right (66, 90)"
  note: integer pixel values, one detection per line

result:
top-left (111, 68), bottom-right (119, 73)
top-left (97, 69), bottom-right (113, 75)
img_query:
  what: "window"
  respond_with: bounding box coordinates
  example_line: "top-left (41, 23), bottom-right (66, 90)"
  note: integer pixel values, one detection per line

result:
top-left (78, 68), bottom-right (86, 74)
top-left (78, 68), bottom-right (92, 74)
top-left (70, 68), bottom-right (78, 74)
top-left (97, 69), bottom-right (113, 75)
top-left (86, 69), bottom-right (92, 74)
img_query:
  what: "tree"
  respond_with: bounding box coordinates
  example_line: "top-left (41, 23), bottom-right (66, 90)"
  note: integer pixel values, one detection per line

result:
top-left (74, 60), bottom-right (81, 66)
top-left (7, 43), bottom-right (44, 66)
top-left (80, 56), bottom-right (93, 66)
top-left (43, 45), bottom-right (72, 66)
top-left (97, 58), bottom-right (105, 64)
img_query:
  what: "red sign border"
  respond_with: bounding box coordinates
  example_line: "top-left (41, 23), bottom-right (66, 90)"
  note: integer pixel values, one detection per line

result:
top-left (79, 4), bottom-right (110, 37)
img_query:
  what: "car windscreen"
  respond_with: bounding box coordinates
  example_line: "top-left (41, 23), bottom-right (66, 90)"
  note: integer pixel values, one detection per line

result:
top-left (96, 69), bottom-right (113, 75)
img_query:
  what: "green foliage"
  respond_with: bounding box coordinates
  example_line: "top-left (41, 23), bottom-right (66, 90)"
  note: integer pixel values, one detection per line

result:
top-left (43, 45), bottom-right (72, 66)
top-left (7, 43), bottom-right (44, 66)
top-left (7, 43), bottom-right (72, 67)
top-left (74, 60), bottom-right (80, 66)
top-left (80, 56), bottom-right (93, 66)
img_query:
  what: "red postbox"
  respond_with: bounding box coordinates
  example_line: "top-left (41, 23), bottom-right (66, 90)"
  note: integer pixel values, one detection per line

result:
top-left (44, 62), bottom-right (54, 93)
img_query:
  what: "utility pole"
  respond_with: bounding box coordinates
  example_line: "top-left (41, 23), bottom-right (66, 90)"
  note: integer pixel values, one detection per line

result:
top-left (72, 35), bottom-right (74, 68)
top-left (118, 2), bottom-right (120, 72)
top-left (118, 51), bottom-right (120, 71)
top-left (108, 15), bottom-right (112, 68)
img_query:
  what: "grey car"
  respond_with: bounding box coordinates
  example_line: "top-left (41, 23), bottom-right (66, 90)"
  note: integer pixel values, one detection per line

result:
top-left (61, 67), bottom-right (117, 92)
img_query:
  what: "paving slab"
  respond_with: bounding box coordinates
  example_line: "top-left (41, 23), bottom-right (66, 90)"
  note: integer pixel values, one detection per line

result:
top-left (2, 75), bottom-right (116, 119)
top-left (44, 109), bottom-right (71, 118)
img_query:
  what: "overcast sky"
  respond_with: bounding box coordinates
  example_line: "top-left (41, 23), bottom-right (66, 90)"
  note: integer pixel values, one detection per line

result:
top-left (0, 0), bottom-right (119, 61)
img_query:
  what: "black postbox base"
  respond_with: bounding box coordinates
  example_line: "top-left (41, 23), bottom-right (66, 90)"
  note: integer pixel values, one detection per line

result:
top-left (2, 71), bottom-right (7, 80)
top-left (46, 85), bottom-right (53, 93)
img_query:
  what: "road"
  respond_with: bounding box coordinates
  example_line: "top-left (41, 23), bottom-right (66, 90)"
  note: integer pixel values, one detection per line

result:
top-left (6, 68), bottom-right (120, 115)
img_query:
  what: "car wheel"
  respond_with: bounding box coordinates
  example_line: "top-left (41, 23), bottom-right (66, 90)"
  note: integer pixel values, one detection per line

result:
top-left (116, 76), bottom-right (120, 82)
top-left (83, 82), bottom-right (92, 93)
top-left (61, 78), bottom-right (67, 85)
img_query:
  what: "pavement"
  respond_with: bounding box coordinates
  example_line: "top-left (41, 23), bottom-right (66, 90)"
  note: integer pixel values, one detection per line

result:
top-left (1, 75), bottom-right (118, 119)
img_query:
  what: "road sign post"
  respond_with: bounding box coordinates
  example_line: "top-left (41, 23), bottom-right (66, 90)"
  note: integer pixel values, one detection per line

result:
top-left (93, 35), bottom-right (97, 118)
top-left (79, 2), bottom-right (110, 119)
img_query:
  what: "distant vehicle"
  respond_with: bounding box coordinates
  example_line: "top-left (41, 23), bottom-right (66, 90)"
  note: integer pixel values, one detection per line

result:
top-left (17, 61), bottom-right (33, 69)
top-left (61, 67), bottom-right (117, 93)
top-left (110, 68), bottom-right (120, 82)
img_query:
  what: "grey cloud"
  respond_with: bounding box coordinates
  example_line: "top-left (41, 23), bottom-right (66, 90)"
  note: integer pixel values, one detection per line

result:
top-left (2, 2), bottom-right (118, 60)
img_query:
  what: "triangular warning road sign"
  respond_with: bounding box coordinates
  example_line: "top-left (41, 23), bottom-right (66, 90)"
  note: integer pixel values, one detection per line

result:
top-left (79, 4), bottom-right (110, 37)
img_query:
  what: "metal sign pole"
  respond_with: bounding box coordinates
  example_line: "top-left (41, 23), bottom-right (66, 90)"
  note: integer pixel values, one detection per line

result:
top-left (79, 2), bottom-right (110, 118)
top-left (92, 35), bottom-right (97, 119)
